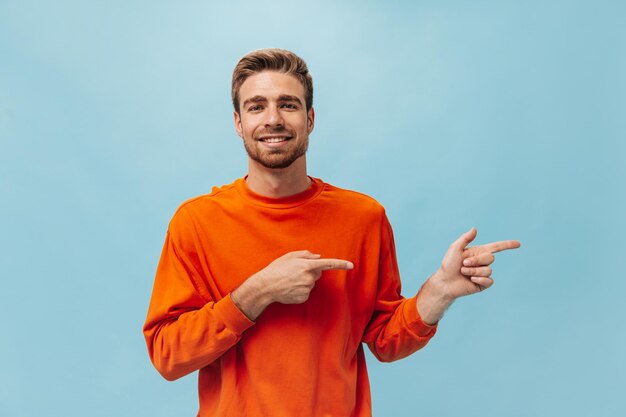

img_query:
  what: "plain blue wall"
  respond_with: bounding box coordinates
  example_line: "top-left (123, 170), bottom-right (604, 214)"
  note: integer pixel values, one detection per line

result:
top-left (1, 1), bottom-right (624, 416)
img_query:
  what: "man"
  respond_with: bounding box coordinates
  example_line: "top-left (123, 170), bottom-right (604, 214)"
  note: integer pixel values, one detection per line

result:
top-left (143, 48), bottom-right (520, 417)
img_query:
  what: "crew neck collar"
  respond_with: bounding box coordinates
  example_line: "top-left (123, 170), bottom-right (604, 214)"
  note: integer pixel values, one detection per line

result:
top-left (234, 176), bottom-right (324, 208)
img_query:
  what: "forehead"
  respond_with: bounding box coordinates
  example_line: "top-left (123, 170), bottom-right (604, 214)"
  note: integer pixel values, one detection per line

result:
top-left (239, 71), bottom-right (305, 101)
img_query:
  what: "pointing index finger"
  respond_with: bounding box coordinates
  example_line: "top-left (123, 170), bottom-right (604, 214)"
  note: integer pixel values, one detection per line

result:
top-left (481, 240), bottom-right (521, 254)
top-left (309, 258), bottom-right (354, 271)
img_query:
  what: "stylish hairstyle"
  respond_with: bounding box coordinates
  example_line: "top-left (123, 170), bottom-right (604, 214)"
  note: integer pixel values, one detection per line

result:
top-left (231, 48), bottom-right (313, 113)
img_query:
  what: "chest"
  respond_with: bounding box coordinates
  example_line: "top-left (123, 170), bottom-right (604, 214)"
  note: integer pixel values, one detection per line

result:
top-left (187, 203), bottom-right (383, 308)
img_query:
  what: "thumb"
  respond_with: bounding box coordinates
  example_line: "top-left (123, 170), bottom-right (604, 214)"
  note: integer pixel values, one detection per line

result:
top-left (452, 227), bottom-right (477, 250)
top-left (291, 250), bottom-right (322, 259)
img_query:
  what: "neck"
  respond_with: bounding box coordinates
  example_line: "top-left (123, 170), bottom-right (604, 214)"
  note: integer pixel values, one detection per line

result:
top-left (245, 157), bottom-right (310, 198)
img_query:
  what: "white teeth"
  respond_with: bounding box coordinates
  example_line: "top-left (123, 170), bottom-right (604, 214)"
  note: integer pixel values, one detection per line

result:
top-left (262, 137), bottom-right (289, 143)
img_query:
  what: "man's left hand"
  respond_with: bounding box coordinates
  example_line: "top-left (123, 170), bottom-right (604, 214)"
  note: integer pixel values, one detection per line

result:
top-left (416, 227), bottom-right (520, 325)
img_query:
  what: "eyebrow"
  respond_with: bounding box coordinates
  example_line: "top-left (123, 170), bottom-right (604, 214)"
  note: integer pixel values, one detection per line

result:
top-left (242, 95), bottom-right (303, 108)
top-left (277, 95), bottom-right (303, 106)
top-left (242, 96), bottom-right (266, 108)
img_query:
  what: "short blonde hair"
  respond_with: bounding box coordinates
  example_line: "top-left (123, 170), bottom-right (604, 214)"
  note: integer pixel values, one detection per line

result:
top-left (231, 48), bottom-right (313, 113)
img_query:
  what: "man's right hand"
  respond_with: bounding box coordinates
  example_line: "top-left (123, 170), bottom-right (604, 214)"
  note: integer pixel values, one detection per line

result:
top-left (231, 250), bottom-right (353, 320)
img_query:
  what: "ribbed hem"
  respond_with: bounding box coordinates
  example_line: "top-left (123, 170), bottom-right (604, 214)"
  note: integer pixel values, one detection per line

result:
top-left (212, 294), bottom-right (255, 335)
top-left (403, 295), bottom-right (438, 337)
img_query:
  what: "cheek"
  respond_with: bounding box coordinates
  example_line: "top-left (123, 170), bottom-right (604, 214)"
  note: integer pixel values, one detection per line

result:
top-left (239, 120), bottom-right (255, 137)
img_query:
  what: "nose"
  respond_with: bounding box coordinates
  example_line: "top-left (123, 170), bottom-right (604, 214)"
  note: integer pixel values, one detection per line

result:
top-left (264, 104), bottom-right (284, 128)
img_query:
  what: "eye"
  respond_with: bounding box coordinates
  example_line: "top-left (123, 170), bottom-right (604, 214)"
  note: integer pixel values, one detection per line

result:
top-left (248, 105), bottom-right (262, 112)
top-left (281, 103), bottom-right (298, 110)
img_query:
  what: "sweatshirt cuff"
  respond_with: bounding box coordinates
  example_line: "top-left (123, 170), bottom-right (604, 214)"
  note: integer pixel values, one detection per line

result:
top-left (212, 294), bottom-right (255, 335)
top-left (403, 295), bottom-right (437, 338)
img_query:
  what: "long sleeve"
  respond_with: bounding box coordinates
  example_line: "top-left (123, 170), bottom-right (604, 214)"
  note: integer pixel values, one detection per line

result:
top-left (143, 178), bottom-right (440, 416)
top-left (362, 213), bottom-right (437, 362)
top-left (143, 217), bottom-right (254, 381)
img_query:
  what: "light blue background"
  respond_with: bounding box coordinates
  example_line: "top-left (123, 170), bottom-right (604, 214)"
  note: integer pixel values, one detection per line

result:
top-left (1, 1), bottom-right (624, 416)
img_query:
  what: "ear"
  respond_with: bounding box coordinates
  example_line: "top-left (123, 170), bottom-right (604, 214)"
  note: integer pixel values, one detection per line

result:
top-left (234, 111), bottom-right (243, 138)
top-left (307, 107), bottom-right (315, 134)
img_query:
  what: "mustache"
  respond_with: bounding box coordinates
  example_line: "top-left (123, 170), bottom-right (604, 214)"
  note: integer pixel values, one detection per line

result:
top-left (255, 128), bottom-right (294, 137)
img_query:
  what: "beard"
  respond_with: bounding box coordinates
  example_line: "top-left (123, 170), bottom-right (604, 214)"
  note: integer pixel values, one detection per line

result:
top-left (243, 134), bottom-right (309, 169)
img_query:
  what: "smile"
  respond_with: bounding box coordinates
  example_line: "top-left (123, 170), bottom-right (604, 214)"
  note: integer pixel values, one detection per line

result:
top-left (258, 136), bottom-right (292, 143)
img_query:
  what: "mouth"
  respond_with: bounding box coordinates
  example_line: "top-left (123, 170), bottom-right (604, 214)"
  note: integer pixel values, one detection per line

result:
top-left (257, 136), bottom-right (293, 149)
top-left (258, 136), bottom-right (292, 143)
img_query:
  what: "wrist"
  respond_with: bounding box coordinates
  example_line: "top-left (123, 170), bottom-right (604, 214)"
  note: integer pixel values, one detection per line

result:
top-left (429, 269), bottom-right (456, 304)
top-left (416, 272), bottom-right (455, 325)
top-left (231, 273), bottom-right (274, 321)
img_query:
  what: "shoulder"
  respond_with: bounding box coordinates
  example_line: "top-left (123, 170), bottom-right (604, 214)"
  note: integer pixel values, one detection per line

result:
top-left (319, 180), bottom-right (387, 218)
top-left (168, 180), bottom-right (240, 230)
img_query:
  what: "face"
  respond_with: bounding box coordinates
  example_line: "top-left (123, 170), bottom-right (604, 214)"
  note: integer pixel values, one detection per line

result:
top-left (234, 71), bottom-right (314, 169)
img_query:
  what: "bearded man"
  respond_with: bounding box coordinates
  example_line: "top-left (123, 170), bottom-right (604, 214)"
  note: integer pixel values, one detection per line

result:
top-left (143, 48), bottom-right (520, 417)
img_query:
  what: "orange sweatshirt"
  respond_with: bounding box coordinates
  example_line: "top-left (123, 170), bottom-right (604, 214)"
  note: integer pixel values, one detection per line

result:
top-left (143, 177), bottom-right (437, 417)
